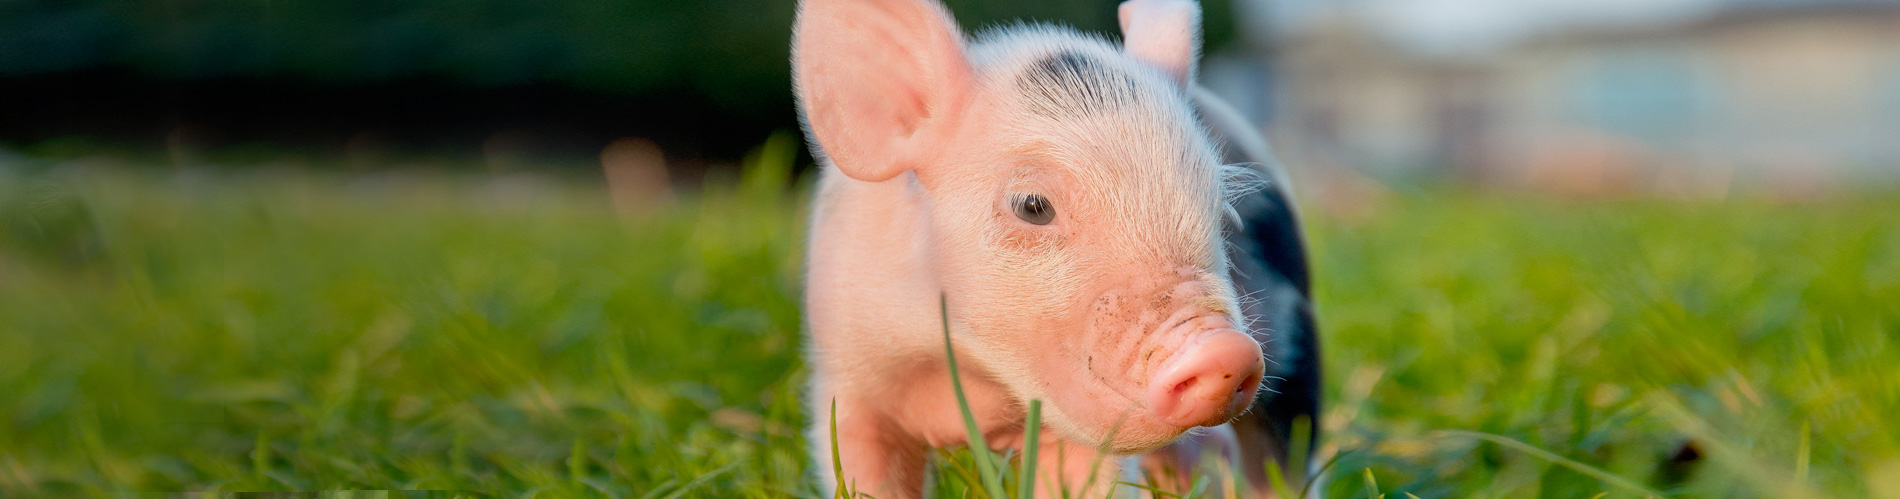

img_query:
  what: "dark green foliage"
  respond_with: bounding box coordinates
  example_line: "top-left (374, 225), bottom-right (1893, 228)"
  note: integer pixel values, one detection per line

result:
top-left (0, 0), bottom-right (1240, 109)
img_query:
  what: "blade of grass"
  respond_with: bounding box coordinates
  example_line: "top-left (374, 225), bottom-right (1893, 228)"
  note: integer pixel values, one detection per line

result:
top-left (830, 398), bottom-right (849, 499)
top-left (1288, 415), bottom-right (1313, 487)
top-left (658, 461), bottom-right (739, 499)
top-left (1020, 399), bottom-right (1043, 499)
top-left (1078, 409), bottom-right (1132, 498)
top-left (1300, 447), bottom-right (1358, 499)
top-left (942, 294), bottom-right (1009, 498)
top-left (1796, 420), bottom-right (1811, 485)
top-left (1225, 454), bottom-right (1242, 499)
top-left (1647, 393), bottom-right (1820, 498)
top-left (939, 448), bottom-right (984, 497)
top-left (567, 437), bottom-right (587, 486)
top-left (251, 430), bottom-right (269, 483)
top-left (1261, 415), bottom-right (1313, 499)
top-left (1361, 468), bottom-right (1381, 499)
top-left (1116, 481), bottom-right (1183, 498)
top-left (1438, 429), bottom-right (1664, 498)
top-left (1184, 475), bottom-right (1210, 499)
top-left (636, 478), bottom-right (681, 499)
top-left (1263, 458), bottom-right (1296, 499)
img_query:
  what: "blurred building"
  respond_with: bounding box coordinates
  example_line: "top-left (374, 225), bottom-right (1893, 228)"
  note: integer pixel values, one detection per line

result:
top-left (1258, 0), bottom-right (1900, 193)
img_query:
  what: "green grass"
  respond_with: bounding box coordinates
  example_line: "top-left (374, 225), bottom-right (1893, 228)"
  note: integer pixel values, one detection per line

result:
top-left (1, 150), bottom-right (1897, 497)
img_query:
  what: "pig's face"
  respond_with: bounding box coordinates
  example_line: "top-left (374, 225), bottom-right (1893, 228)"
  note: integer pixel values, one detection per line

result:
top-left (921, 35), bottom-right (1261, 452)
top-left (794, 0), bottom-right (1265, 452)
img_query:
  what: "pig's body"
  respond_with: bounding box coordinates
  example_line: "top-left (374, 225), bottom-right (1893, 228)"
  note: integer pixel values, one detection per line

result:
top-left (796, 0), bottom-right (1319, 496)
top-left (1200, 89), bottom-right (1323, 489)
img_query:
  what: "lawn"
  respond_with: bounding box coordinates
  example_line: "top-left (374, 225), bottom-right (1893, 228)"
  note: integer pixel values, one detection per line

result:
top-left (2, 146), bottom-right (1897, 498)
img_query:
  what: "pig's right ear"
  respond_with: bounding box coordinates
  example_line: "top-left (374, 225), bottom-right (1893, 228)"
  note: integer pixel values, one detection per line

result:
top-left (1118, 0), bottom-right (1201, 87)
top-left (793, 0), bottom-right (974, 183)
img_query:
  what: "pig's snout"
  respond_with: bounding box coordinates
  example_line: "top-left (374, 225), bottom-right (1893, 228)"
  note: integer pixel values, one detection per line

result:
top-left (1146, 328), bottom-right (1264, 428)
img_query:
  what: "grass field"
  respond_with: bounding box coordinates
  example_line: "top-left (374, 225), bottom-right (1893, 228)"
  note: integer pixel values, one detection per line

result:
top-left (2, 149), bottom-right (1898, 498)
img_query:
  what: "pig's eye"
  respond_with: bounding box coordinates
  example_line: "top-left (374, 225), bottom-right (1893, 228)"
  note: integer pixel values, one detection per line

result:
top-left (1012, 194), bottom-right (1055, 225)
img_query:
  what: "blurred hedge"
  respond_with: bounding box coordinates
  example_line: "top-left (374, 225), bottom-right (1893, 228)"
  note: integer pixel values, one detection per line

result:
top-left (0, 0), bottom-right (1236, 115)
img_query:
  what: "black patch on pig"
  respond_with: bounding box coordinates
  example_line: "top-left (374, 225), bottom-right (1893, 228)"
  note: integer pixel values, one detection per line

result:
top-left (1018, 51), bottom-right (1138, 117)
top-left (1205, 95), bottom-right (1322, 476)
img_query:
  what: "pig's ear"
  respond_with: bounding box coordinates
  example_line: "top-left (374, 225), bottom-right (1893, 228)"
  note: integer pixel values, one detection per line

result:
top-left (793, 0), bottom-right (974, 183)
top-left (1118, 0), bottom-right (1201, 87)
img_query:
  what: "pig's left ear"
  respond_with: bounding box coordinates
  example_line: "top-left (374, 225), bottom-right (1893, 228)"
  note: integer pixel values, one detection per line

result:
top-left (1118, 0), bottom-right (1201, 86)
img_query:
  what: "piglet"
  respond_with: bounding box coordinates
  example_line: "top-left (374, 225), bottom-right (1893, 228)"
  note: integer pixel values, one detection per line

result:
top-left (793, 0), bottom-right (1321, 496)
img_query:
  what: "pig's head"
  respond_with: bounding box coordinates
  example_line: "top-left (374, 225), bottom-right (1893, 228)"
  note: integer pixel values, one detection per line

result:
top-left (795, 0), bottom-right (1265, 453)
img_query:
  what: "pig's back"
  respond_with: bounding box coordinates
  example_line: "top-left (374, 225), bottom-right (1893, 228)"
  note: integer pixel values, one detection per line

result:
top-left (1192, 88), bottom-right (1323, 471)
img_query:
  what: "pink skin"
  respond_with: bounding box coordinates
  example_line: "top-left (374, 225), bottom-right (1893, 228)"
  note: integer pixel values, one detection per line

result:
top-left (795, 0), bottom-right (1265, 496)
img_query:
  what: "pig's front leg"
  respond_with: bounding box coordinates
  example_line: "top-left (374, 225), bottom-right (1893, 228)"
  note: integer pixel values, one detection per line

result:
top-left (812, 391), bottom-right (930, 499)
top-left (1029, 436), bottom-right (1128, 498)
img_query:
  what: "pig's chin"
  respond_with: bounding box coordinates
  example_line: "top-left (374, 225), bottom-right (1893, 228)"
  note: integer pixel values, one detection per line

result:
top-left (1010, 361), bottom-right (1186, 453)
top-left (1039, 399), bottom-right (1191, 454)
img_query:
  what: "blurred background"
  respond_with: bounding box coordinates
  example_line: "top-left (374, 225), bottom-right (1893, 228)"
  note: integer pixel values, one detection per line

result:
top-left (1250, 0), bottom-right (1900, 197)
top-left (4, 1), bottom-right (1900, 496)
top-left (4, 0), bottom-right (1897, 193)
top-left (0, 0), bottom-right (1239, 184)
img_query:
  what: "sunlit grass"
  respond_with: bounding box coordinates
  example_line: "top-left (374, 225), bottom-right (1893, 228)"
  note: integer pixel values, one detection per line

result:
top-left (1, 150), bottom-right (1896, 497)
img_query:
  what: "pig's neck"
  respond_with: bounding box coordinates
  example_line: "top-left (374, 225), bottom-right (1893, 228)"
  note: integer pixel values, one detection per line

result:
top-left (806, 168), bottom-right (1026, 446)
